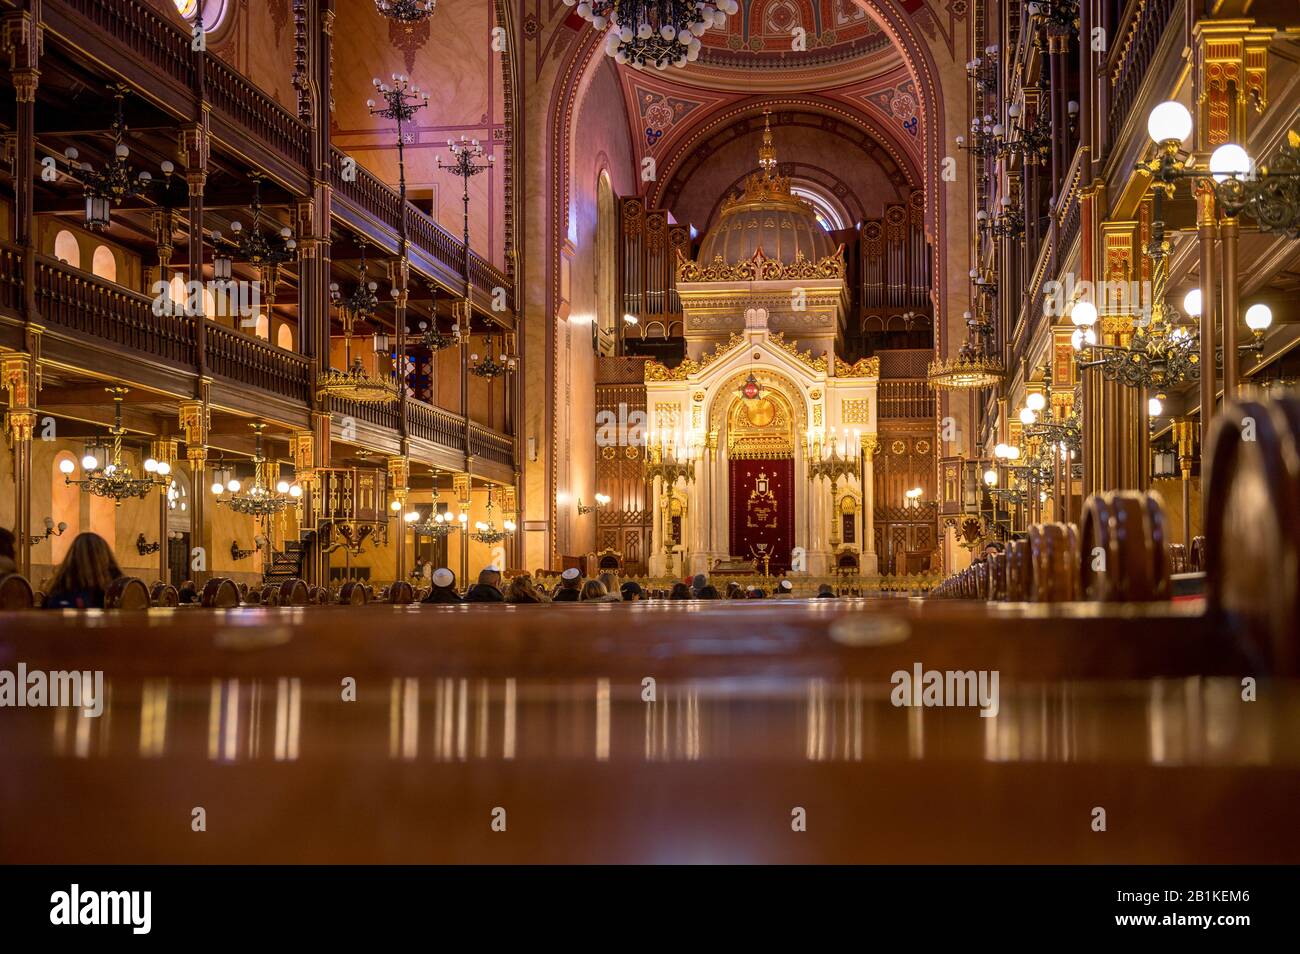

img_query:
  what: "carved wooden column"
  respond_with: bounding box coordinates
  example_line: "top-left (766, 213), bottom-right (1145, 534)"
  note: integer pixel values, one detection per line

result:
top-left (3, 354), bottom-right (37, 577)
top-left (388, 455), bottom-right (410, 584)
top-left (1195, 187), bottom-right (1218, 455)
top-left (1172, 417), bottom-right (1197, 547)
top-left (181, 122), bottom-right (210, 387)
top-left (179, 398), bottom-right (209, 585)
top-left (289, 429), bottom-right (316, 585)
top-left (454, 473), bottom-right (471, 584)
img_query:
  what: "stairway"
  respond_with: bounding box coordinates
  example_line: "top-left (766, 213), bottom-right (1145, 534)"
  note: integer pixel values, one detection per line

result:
top-left (263, 531), bottom-right (315, 585)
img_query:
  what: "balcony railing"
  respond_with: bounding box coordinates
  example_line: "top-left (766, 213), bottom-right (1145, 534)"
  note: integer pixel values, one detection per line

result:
top-left (206, 56), bottom-right (311, 170)
top-left (1108, 0), bottom-right (1178, 148)
top-left (205, 321), bottom-right (310, 403)
top-left (332, 148), bottom-right (514, 311)
top-left (0, 245), bottom-right (22, 315)
top-left (408, 398), bottom-right (466, 451)
top-left (469, 423), bottom-right (515, 468)
top-left (53, 0), bottom-right (195, 90)
top-left (34, 254), bottom-right (195, 367)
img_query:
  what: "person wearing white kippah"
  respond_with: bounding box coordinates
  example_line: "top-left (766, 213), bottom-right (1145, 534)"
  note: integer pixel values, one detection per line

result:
top-left (772, 579), bottom-right (795, 599)
top-left (552, 566), bottom-right (582, 602)
top-left (422, 568), bottom-right (461, 604)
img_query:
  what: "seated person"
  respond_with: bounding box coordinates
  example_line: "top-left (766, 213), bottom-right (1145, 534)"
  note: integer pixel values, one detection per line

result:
top-left (691, 573), bottom-right (708, 597)
top-left (697, 584), bottom-right (719, 600)
top-left (465, 567), bottom-right (506, 603)
top-left (726, 582), bottom-right (746, 600)
top-left (580, 579), bottom-right (621, 602)
top-left (0, 527), bottom-right (17, 576)
top-left (620, 580), bottom-right (643, 602)
top-left (506, 574), bottom-right (549, 604)
top-left (552, 567), bottom-right (582, 602)
top-left (43, 532), bottom-right (121, 609)
top-left (772, 579), bottom-right (795, 599)
top-left (668, 582), bottom-right (692, 600)
top-left (422, 568), bottom-right (462, 604)
top-left (815, 583), bottom-right (837, 599)
top-left (598, 571), bottom-right (622, 601)
top-left (746, 587), bottom-right (767, 599)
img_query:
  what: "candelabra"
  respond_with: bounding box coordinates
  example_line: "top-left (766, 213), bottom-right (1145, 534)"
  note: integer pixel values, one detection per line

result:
top-left (928, 309), bottom-right (1005, 390)
top-left (407, 507), bottom-right (463, 540)
top-left (318, 245), bottom-right (399, 403)
top-left (1005, 100), bottom-right (1052, 166)
top-left (643, 432), bottom-right (697, 484)
top-left (955, 114), bottom-right (1000, 160)
top-left (415, 284), bottom-right (464, 352)
top-left (469, 335), bottom-right (517, 379)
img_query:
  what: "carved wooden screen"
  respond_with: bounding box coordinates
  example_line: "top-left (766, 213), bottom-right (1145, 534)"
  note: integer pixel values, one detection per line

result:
top-left (594, 356), bottom-right (652, 576)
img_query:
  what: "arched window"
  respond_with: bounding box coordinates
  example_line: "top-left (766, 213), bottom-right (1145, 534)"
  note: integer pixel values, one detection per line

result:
top-left (91, 245), bottom-right (117, 282)
top-left (173, 0), bottom-right (227, 29)
top-left (790, 185), bottom-right (847, 232)
top-left (53, 230), bottom-right (80, 268)
top-left (595, 170), bottom-right (617, 356)
top-left (254, 314), bottom-right (270, 340)
top-left (276, 323), bottom-right (295, 351)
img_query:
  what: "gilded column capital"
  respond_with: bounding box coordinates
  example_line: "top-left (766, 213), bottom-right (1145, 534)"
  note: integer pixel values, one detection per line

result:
top-left (5, 410), bottom-right (36, 442)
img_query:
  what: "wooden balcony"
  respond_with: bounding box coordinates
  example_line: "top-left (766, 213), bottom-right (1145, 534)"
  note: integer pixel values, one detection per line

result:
top-left (0, 247), bottom-right (515, 472)
top-left (39, 0), bottom-right (514, 319)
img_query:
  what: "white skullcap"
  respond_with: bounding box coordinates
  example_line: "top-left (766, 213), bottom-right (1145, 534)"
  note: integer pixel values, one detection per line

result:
top-left (561, 567), bottom-right (581, 581)
top-left (779, 580), bottom-right (793, 591)
top-left (432, 568), bottom-right (455, 588)
top-left (485, 565), bottom-right (501, 573)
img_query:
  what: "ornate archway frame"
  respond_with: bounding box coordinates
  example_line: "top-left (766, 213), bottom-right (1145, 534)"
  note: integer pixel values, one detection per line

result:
top-left (543, 0), bottom-right (960, 566)
top-left (643, 329), bottom-right (878, 575)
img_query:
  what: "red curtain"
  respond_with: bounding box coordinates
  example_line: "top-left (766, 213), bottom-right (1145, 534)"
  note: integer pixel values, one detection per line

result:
top-left (728, 458), bottom-right (795, 572)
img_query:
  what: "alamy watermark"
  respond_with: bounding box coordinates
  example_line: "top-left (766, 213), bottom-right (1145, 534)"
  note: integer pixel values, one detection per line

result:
top-left (1043, 274), bottom-right (1155, 326)
top-left (0, 664), bottom-right (104, 718)
top-left (890, 662), bottom-right (999, 717)
top-left (50, 884), bottom-right (151, 934)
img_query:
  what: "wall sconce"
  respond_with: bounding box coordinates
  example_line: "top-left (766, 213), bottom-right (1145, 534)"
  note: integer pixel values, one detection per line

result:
top-left (136, 533), bottom-right (161, 556)
top-left (29, 516), bottom-right (68, 546)
top-left (577, 492), bottom-right (611, 515)
top-left (230, 535), bottom-right (267, 561)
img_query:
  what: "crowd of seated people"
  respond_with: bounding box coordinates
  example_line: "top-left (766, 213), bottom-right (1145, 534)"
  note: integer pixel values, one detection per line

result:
top-left (0, 528), bottom-right (842, 608)
top-left (416, 565), bottom-right (837, 604)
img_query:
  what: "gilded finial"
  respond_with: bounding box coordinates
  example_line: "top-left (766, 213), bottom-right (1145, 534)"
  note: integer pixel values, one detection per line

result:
top-left (758, 109), bottom-right (777, 176)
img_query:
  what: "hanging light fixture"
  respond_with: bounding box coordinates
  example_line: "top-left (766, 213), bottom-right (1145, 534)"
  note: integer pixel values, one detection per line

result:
top-left (468, 334), bottom-right (517, 379)
top-left (565, 0), bottom-right (738, 71)
top-left (469, 487), bottom-right (515, 545)
top-left (416, 284), bottom-right (463, 352)
top-left (928, 310), bottom-right (1006, 390)
top-left (211, 424), bottom-right (302, 517)
top-left (374, 0), bottom-right (436, 27)
top-left (317, 244), bottom-right (401, 403)
top-left (219, 174), bottom-right (298, 268)
top-left (62, 85), bottom-right (175, 231)
top-left (59, 388), bottom-right (171, 504)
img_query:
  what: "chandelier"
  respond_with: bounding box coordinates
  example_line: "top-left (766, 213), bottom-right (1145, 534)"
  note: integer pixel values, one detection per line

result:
top-left (407, 506), bottom-right (463, 539)
top-left (415, 285), bottom-right (463, 352)
top-left (567, 0), bottom-right (738, 70)
top-left (317, 246), bottom-right (401, 404)
top-left (469, 335), bottom-right (517, 379)
top-left (469, 488), bottom-right (515, 545)
top-left (220, 175), bottom-right (298, 268)
top-left (212, 424), bottom-right (302, 517)
top-left (928, 310), bottom-right (1005, 390)
top-left (61, 85), bottom-right (175, 231)
top-left (58, 388), bottom-right (171, 503)
top-left (374, 0), bottom-right (435, 27)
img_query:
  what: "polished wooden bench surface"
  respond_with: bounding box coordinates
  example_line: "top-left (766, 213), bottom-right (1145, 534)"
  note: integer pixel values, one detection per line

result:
top-left (2, 601), bottom-right (1298, 863)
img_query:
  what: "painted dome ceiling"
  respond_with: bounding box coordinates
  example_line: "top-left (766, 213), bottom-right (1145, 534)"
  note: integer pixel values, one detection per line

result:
top-left (699, 0), bottom-right (890, 69)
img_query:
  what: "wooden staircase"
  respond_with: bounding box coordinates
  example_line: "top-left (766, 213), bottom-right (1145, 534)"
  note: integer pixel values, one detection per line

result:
top-left (263, 531), bottom-right (315, 586)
